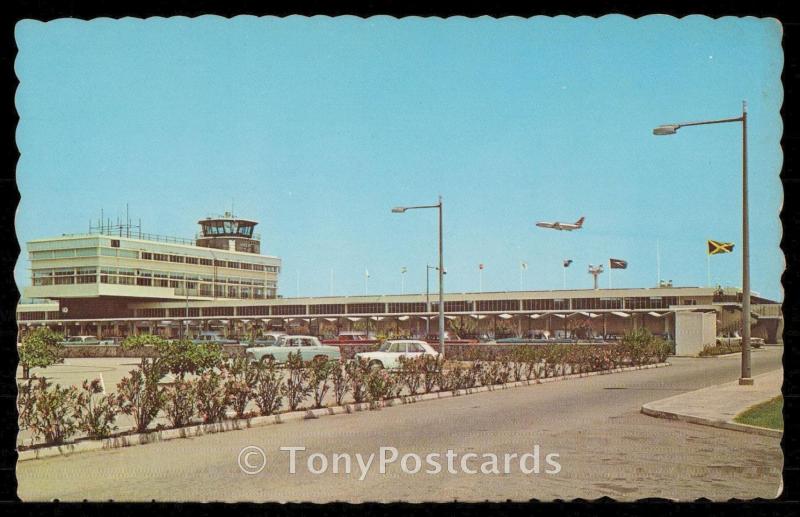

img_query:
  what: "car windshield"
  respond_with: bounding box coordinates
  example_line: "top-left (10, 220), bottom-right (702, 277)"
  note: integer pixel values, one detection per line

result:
top-left (378, 342), bottom-right (393, 352)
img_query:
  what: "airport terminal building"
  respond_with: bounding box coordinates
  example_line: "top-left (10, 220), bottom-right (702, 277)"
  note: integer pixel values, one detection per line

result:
top-left (16, 214), bottom-right (783, 344)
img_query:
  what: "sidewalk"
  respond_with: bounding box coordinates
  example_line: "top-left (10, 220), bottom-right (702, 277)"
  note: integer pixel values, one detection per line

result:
top-left (641, 368), bottom-right (783, 438)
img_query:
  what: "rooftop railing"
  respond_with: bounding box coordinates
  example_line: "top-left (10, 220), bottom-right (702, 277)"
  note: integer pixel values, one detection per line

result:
top-left (63, 229), bottom-right (197, 246)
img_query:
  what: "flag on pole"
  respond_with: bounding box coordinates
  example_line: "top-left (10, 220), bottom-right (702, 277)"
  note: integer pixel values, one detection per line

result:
top-left (563, 259), bottom-right (573, 268)
top-left (707, 240), bottom-right (735, 255)
top-left (520, 261), bottom-right (528, 270)
top-left (609, 258), bottom-right (628, 269)
top-left (400, 266), bottom-right (407, 274)
top-left (479, 263), bottom-right (484, 270)
top-left (365, 269), bottom-right (370, 278)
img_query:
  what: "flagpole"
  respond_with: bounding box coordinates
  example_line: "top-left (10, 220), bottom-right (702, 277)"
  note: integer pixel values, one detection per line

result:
top-left (608, 260), bottom-right (612, 289)
top-left (563, 265), bottom-right (566, 290)
top-left (479, 267), bottom-right (483, 293)
top-left (707, 253), bottom-right (711, 287)
top-left (657, 239), bottom-right (661, 286)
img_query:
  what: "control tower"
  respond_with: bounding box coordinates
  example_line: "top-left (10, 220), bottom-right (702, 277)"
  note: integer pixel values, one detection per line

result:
top-left (196, 212), bottom-right (261, 254)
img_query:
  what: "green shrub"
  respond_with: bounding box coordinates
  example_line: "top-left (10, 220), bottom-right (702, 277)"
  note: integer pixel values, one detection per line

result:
top-left (122, 336), bottom-right (222, 380)
top-left (75, 379), bottom-right (120, 439)
top-left (397, 355), bottom-right (424, 395)
top-left (330, 359), bottom-right (350, 406)
top-left (252, 357), bottom-right (283, 416)
top-left (420, 355), bottom-right (443, 393)
top-left (308, 356), bottom-right (334, 409)
top-left (345, 357), bottom-right (370, 403)
top-left (439, 361), bottom-right (470, 391)
top-left (620, 328), bottom-right (652, 365)
top-left (478, 360), bottom-right (510, 386)
top-left (163, 378), bottom-right (196, 428)
top-left (225, 357), bottom-right (258, 419)
top-left (116, 363), bottom-right (165, 433)
top-left (282, 351), bottom-right (311, 411)
top-left (19, 328), bottom-right (64, 379)
top-left (366, 368), bottom-right (397, 402)
top-left (18, 376), bottom-right (81, 444)
top-left (194, 370), bottom-right (228, 423)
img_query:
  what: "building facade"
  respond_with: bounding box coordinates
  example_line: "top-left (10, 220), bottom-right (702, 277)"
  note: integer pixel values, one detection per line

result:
top-left (16, 213), bottom-right (782, 344)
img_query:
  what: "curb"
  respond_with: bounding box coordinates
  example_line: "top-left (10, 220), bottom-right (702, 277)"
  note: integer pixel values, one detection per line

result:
top-left (641, 404), bottom-right (783, 438)
top-left (18, 362), bottom-right (670, 462)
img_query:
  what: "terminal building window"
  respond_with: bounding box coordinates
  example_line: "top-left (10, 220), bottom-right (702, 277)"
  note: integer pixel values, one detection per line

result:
top-left (430, 301), bottom-right (470, 312)
top-left (475, 299), bottom-right (520, 312)
top-left (272, 305), bottom-right (306, 316)
top-left (310, 304), bottom-right (346, 315)
top-left (523, 299), bottom-right (554, 311)
top-left (387, 302), bottom-right (427, 313)
top-left (138, 308), bottom-right (166, 318)
top-left (237, 305), bottom-right (269, 316)
top-left (202, 306), bottom-right (235, 317)
top-left (18, 311), bottom-right (46, 321)
top-left (347, 303), bottom-right (385, 314)
top-left (168, 307), bottom-right (200, 317)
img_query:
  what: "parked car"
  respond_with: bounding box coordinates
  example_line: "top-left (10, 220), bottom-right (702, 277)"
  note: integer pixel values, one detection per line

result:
top-left (355, 340), bottom-right (439, 370)
top-left (98, 336), bottom-right (124, 346)
top-left (246, 331), bottom-right (287, 346)
top-left (192, 331), bottom-right (239, 345)
top-left (335, 331), bottom-right (375, 341)
top-left (245, 335), bottom-right (341, 363)
top-left (58, 335), bottom-right (101, 346)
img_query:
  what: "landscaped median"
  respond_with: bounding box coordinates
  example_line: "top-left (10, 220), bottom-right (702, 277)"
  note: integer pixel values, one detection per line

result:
top-left (18, 361), bottom-right (669, 462)
top-left (17, 329), bottom-right (673, 461)
top-left (641, 369), bottom-right (783, 438)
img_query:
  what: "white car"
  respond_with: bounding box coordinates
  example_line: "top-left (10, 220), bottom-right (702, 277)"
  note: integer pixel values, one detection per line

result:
top-left (355, 340), bottom-right (439, 370)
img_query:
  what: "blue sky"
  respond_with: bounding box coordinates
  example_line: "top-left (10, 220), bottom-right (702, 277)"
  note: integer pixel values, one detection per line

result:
top-left (14, 15), bottom-right (784, 300)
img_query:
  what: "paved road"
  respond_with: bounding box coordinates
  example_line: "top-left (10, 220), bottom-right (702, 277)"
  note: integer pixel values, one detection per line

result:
top-left (17, 348), bottom-right (783, 502)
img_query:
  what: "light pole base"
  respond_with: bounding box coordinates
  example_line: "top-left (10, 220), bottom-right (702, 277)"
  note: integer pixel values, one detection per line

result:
top-left (739, 377), bottom-right (755, 386)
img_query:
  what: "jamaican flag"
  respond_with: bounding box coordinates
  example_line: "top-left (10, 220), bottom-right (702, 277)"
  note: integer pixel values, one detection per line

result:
top-left (708, 240), bottom-right (735, 255)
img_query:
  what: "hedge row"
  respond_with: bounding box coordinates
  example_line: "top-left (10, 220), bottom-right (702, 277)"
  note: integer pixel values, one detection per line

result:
top-left (17, 331), bottom-right (670, 448)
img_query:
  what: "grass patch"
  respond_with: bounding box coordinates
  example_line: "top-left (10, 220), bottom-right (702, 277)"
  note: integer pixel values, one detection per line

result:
top-left (734, 395), bottom-right (783, 430)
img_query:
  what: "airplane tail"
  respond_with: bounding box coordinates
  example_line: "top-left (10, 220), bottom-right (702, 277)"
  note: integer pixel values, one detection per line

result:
top-left (575, 216), bottom-right (585, 227)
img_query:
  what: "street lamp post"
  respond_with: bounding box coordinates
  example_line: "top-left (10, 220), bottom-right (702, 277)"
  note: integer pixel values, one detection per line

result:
top-left (392, 197), bottom-right (445, 358)
top-left (653, 101), bottom-right (752, 385)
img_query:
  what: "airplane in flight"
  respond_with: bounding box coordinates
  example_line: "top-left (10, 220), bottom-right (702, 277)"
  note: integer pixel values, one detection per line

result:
top-left (535, 216), bottom-right (585, 231)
